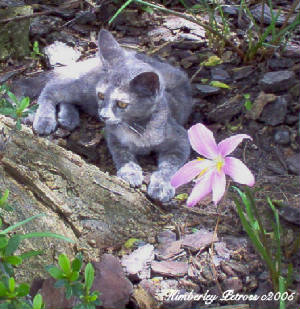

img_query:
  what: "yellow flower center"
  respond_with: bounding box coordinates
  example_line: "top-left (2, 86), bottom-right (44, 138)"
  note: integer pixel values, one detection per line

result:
top-left (215, 156), bottom-right (224, 172)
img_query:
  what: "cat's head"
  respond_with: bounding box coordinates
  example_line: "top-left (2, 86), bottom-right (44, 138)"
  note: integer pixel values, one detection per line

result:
top-left (96, 29), bottom-right (163, 126)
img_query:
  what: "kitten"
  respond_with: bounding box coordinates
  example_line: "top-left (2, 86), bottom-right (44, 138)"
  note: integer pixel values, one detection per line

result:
top-left (33, 29), bottom-right (194, 202)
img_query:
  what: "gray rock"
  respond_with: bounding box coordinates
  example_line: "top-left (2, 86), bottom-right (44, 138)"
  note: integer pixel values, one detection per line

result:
top-left (250, 3), bottom-right (286, 26)
top-left (44, 41), bottom-right (81, 66)
top-left (0, 0), bottom-right (24, 7)
top-left (289, 83), bottom-right (300, 98)
top-left (222, 5), bottom-right (239, 16)
top-left (259, 71), bottom-right (295, 92)
top-left (286, 153), bottom-right (300, 175)
top-left (268, 58), bottom-right (295, 70)
top-left (232, 65), bottom-right (255, 80)
top-left (274, 128), bottom-right (290, 145)
top-left (156, 240), bottom-right (184, 260)
top-left (121, 244), bottom-right (155, 280)
top-left (74, 10), bottom-right (96, 25)
top-left (181, 229), bottom-right (218, 252)
top-left (151, 260), bottom-right (188, 277)
top-left (30, 15), bottom-right (62, 36)
top-left (260, 96), bottom-right (287, 126)
top-left (46, 31), bottom-right (77, 45)
top-left (194, 84), bottom-right (221, 97)
top-left (211, 67), bottom-right (231, 82)
top-left (156, 230), bottom-right (177, 244)
top-left (222, 277), bottom-right (243, 292)
top-left (92, 254), bottom-right (133, 309)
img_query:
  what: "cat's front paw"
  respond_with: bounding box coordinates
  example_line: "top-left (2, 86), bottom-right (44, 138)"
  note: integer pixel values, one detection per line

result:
top-left (148, 172), bottom-right (175, 203)
top-left (33, 116), bottom-right (57, 135)
top-left (117, 162), bottom-right (143, 187)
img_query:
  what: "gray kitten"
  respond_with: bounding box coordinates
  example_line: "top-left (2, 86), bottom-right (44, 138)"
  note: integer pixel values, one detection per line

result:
top-left (33, 29), bottom-right (193, 202)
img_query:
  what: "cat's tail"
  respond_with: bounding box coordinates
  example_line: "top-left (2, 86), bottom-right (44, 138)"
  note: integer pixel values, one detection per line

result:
top-left (9, 71), bottom-right (53, 100)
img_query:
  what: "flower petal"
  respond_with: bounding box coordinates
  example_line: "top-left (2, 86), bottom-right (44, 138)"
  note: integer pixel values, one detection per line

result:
top-left (224, 157), bottom-right (255, 186)
top-left (188, 123), bottom-right (218, 159)
top-left (171, 159), bottom-right (213, 188)
top-left (186, 170), bottom-right (213, 207)
top-left (218, 134), bottom-right (252, 157)
top-left (211, 170), bottom-right (226, 205)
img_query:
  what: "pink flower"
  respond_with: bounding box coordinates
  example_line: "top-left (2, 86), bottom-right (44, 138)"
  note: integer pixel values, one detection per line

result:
top-left (171, 123), bottom-right (255, 207)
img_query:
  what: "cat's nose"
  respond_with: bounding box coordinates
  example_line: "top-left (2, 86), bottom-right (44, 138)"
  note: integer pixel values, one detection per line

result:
top-left (99, 107), bottom-right (113, 122)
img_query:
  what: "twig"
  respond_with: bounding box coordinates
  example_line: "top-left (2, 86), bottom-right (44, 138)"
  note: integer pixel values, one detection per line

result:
top-left (134, 0), bottom-right (245, 59)
top-left (190, 65), bottom-right (203, 82)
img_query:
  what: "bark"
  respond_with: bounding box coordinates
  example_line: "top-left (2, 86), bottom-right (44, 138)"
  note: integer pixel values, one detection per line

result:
top-left (0, 116), bottom-right (167, 280)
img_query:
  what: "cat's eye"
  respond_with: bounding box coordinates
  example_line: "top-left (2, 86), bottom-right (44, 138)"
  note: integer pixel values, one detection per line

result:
top-left (97, 92), bottom-right (104, 100)
top-left (116, 101), bottom-right (129, 109)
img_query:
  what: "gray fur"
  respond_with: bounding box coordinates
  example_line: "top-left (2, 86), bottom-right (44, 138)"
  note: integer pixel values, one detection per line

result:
top-left (33, 29), bottom-right (193, 202)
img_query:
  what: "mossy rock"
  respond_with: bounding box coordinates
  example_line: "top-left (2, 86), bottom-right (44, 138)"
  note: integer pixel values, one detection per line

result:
top-left (0, 5), bottom-right (32, 60)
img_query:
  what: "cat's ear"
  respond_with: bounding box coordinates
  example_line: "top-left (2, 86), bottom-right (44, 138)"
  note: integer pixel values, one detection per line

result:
top-left (98, 29), bottom-right (124, 66)
top-left (130, 72), bottom-right (160, 96)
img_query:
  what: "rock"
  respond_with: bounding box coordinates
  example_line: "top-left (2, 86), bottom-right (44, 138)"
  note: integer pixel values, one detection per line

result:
top-left (224, 261), bottom-right (249, 275)
top-left (222, 277), bottom-right (243, 292)
top-left (0, 0), bottom-right (25, 6)
top-left (211, 67), bottom-right (231, 82)
top-left (232, 65), bottom-right (255, 80)
top-left (121, 244), bottom-right (155, 280)
top-left (40, 278), bottom-right (78, 309)
top-left (92, 254), bottom-right (133, 309)
top-left (181, 229), bottom-right (218, 252)
top-left (260, 96), bottom-right (287, 126)
top-left (208, 94), bottom-right (243, 123)
top-left (30, 16), bottom-right (62, 36)
top-left (289, 83), bottom-right (300, 98)
top-left (133, 284), bottom-right (160, 309)
top-left (156, 240), bottom-right (184, 260)
top-left (194, 84), bottom-right (221, 97)
top-left (268, 58), bottom-right (295, 70)
top-left (250, 3), bottom-right (286, 26)
top-left (151, 260), bottom-right (188, 277)
top-left (44, 41), bottom-right (81, 66)
top-left (286, 154), bottom-right (300, 175)
top-left (156, 230), bottom-right (177, 244)
top-left (0, 5), bottom-right (32, 60)
top-left (222, 5), bottom-right (239, 16)
top-left (259, 71), bottom-right (295, 93)
top-left (214, 242), bottom-right (231, 260)
top-left (274, 128), bottom-right (290, 145)
top-left (46, 31), bottom-right (78, 46)
top-left (282, 43), bottom-right (300, 58)
top-left (246, 91), bottom-right (277, 120)
top-left (277, 202), bottom-right (300, 225)
top-left (74, 10), bottom-right (96, 25)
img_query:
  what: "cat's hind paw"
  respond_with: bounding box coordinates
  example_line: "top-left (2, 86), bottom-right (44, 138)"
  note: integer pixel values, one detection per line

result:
top-left (117, 162), bottom-right (143, 187)
top-left (33, 116), bottom-right (57, 135)
top-left (148, 172), bottom-right (175, 203)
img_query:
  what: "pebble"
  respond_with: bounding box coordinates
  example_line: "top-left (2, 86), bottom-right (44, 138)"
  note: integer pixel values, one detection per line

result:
top-left (260, 96), bottom-right (287, 126)
top-left (211, 67), bottom-right (231, 82)
top-left (194, 84), bottom-right (221, 97)
top-left (274, 128), bottom-right (290, 145)
top-left (268, 58), bottom-right (295, 70)
top-left (250, 3), bottom-right (286, 26)
top-left (259, 71), bottom-right (295, 92)
top-left (156, 230), bottom-right (177, 244)
top-left (151, 260), bottom-right (188, 277)
top-left (30, 16), bottom-right (62, 36)
top-left (286, 154), bottom-right (300, 175)
top-left (232, 65), bottom-right (255, 80)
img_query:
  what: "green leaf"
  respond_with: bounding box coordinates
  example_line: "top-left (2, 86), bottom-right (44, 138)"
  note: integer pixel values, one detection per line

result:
top-left (175, 193), bottom-right (188, 201)
top-left (15, 119), bottom-right (22, 131)
top-left (244, 100), bottom-right (252, 111)
top-left (33, 293), bottom-right (43, 309)
top-left (54, 279), bottom-right (67, 288)
top-left (71, 255), bottom-right (82, 272)
top-left (8, 277), bottom-right (15, 293)
top-left (209, 81), bottom-right (230, 89)
top-left (84, 263), bottom-right (94, 291)
top-left (0, 213), bottom-right (45, 235)
top-left (69, 271), bottom-right (79, 282)
top-left (17, 97), bottom-right (30, 112)
top-left (19, 249), bottom-right (43, 260)
top-left (0, 236), bottom-right (8, 249)
top-left (16, 283), bottom-right (30, 297)
top-left (5, 255), bottom-right (22, 265)
top-left (0, 107), bottom-right (15, 116)
top-left (0, 189), bottom-right (9, 206)
top-left (5, 235), bottom-right (21, 256)
top-left (0, 282), bottom-right (7, 297)
top-left (7, 91), bottom-right (18, 104)
top-left (45, 265), bottom-right (64, 279)
top-left (65, 284), bottom-right (73, 299)
top-left (201, 55), bottom-right (223, 66)
top-left (20, 232), bottom-right (75, 243)
top-left (124, 238), bottom-right (139, 249)
top-left (58, 254), bottom-right (72, 275)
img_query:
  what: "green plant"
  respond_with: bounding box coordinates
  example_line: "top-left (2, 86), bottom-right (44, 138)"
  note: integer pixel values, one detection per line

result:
top-left (233, 187), bottom-right (295, 309)
top-left (243, 93), bottom-right (252, 111)
top-left (46, 254), bottom-right (101, 309)
top-left (30, 41), bottom-right (43, 60)
top-left (0, 189), bottom-right (74, 308)
top-left (0, 85), bottom-right (37, 130)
